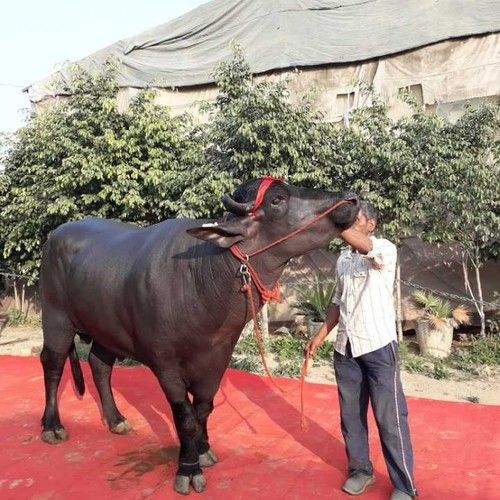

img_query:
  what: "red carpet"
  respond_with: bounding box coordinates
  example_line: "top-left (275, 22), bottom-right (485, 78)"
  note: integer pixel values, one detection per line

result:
top-left (0, 355), bottom-right (498, 499)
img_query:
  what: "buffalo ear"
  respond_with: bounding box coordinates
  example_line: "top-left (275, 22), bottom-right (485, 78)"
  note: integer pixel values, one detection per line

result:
top-left (187, 221), bottom-right (247, 248)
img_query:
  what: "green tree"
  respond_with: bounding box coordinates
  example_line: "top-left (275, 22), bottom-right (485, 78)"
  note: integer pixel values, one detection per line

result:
top-left (178, 45), bottom-right (328, 217)
top-left (0, 64), bottom-right (202, 282)
top-left (422, 103), bottom-right (500, 336)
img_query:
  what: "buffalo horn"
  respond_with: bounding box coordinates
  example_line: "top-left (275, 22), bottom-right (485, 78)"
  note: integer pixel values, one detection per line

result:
top-left (221, 193), bottom-right (253, 215)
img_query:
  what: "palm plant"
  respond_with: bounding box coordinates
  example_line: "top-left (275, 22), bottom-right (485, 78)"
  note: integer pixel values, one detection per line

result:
top-left (292, 278), bottom-right (337, 323)
top-left (411, 291), bottom-right (471, 332)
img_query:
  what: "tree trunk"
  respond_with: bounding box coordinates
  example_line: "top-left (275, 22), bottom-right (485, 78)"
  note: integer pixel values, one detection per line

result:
top-left (462, 250), bottom-right (485, 336)
top-left (396, 259), bottom-right (403, 341)
top-left (260, 303), bottom-right (269, 339)
top-left (13, 280), bottom-right (19, 310)
top-left (21, 282), bottom-right (26, 316)
top-left (474, 263), bottom-right (486, 337)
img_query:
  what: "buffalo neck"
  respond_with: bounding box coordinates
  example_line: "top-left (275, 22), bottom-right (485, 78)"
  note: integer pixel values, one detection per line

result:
top-left (190, 243), bottom-right (287, 328)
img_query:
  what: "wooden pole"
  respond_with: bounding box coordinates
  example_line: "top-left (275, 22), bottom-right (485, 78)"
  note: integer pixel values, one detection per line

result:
top-left (396, 259), bottom-right (403, 342)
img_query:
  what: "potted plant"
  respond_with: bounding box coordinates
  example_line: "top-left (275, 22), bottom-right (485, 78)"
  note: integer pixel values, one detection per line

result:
top-left (292, 278), bottom-right (337, 337)
top-left (410, 291), bottom-right (471, 358)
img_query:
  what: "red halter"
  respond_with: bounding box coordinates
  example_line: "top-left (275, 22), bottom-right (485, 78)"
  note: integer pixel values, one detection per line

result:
top-left (249, 175), bottom-right (282, 216)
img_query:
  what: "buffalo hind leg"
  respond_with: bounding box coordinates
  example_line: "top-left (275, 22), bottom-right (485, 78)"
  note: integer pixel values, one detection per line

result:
top-left (40, 339), bottom-right (74, 444)
top-left (193, 398), bottom-right (218, 468)
top-left (88, 342), bottom-right (132, 434)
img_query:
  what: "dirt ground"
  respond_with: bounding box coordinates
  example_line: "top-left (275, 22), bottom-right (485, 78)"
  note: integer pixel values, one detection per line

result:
top-left (1, 325), bottom-right (499, 405)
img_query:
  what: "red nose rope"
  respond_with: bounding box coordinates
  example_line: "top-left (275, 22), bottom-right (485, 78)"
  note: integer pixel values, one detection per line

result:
top-left (228, 177), bottom-right (352, 429)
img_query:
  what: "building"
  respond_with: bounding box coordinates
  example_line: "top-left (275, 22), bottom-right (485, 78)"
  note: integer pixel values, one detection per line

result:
top-left (27, 0), bottom-right (500, 122)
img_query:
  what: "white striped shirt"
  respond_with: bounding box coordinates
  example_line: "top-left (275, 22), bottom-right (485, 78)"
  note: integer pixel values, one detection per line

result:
top-left (332, 235), bottom-right (397, 357)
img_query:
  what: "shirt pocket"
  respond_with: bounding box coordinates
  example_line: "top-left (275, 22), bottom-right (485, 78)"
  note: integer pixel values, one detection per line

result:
top-left (351, 267), bottom-right (369, 293)
top-left (353, 269), bottom-right (368, 278)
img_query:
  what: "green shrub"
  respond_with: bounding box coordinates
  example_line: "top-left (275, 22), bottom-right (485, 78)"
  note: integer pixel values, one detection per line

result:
top-left (116, 357), bottom-right (142, 367)
top-left (432, 362), bottom-right (451, 380)
top-left (233, 334), bottom-right (261, 357)
top-left (273, 359), bottom-right (301, 378)
top-left (401, 356), bottom-right (430, 375)
top-left (6, 308), bottom-right (26, 327)
top-left (229, 355), bottom-right (263, 373)
top-left (269, 335), bottom-right (303, 361)
top-left (315, 341), bottom-right (334, 361)
top-left (449, 337), bottom-right (500, 369)
top-left (75, 341), bottom-right (90, 361)
top-left (5, 309), bottom-right (41, 327)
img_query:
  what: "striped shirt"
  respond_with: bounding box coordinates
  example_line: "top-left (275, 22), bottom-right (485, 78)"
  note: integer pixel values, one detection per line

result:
top-left (332, 235), bottom-right (397, 357)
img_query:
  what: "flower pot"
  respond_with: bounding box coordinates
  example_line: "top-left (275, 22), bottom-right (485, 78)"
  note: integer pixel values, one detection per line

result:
top-left (308, 320), bottom-right (323, 337)
top-left (415, 319), bottom-right (453, 358)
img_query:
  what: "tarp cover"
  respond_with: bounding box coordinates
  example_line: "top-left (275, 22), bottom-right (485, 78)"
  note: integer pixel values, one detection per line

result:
top-left (28, 0), bottom-right (500, 102)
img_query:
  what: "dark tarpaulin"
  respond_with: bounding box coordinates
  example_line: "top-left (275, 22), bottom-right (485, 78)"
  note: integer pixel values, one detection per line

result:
top-left (27, 0), bottom-right (500, 101)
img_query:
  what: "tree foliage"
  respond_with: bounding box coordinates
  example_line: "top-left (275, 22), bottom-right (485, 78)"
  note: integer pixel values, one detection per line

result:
top-left (0, 48), bottom-right (498, 298)
top-left (178, 46), bottom-right (328, 217)
top-left (0, 65), bottom-right (203, 280)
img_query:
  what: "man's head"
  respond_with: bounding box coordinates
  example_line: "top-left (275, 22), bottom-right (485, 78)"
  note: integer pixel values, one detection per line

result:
top-left (353, 201), bottom-right (378, 235)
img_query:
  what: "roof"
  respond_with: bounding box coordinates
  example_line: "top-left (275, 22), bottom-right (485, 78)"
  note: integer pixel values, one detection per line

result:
top-left (28, 0), bottom-right (500, 102)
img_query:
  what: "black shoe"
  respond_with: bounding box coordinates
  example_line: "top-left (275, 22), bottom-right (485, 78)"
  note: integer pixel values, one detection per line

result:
top-left (342, 472), bottom-right (375, 495)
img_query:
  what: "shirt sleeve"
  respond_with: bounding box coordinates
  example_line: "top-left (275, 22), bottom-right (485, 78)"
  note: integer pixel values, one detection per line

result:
top-left (366, 237), bottom-right (397, 272)
top-left (331, 258), bottom-right (342, 306)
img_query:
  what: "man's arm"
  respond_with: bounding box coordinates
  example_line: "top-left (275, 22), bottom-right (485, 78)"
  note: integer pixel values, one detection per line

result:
top-left (304, 303), bottom-right (340, 357)
top-left (339, 227), bottom-right (373, 254)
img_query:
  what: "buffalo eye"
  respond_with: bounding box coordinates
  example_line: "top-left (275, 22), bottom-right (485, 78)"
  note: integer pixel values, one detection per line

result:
top-left (271, 195), bottom-right (285, 207)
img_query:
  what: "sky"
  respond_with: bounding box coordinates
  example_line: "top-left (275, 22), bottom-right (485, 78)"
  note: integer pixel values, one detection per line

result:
top-left (0, 0), bottom-right (208, 133)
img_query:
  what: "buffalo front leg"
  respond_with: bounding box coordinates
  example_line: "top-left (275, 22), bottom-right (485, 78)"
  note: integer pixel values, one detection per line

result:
top-left (88, 342), bottom-right (132, 434)
top-left (193, 398), bottom-right (218, 468)
top-left (169, 398), bottom-right (207, 495)
top-left (155, 370), bottom-right (206, 495)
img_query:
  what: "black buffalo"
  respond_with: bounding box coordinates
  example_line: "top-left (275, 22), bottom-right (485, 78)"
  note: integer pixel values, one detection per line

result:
top-left (39, 178), bottom-right (358, 494)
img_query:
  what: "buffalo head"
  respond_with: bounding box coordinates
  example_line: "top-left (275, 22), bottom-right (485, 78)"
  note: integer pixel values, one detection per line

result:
top-left (187, 178), bottom-right (359, 258)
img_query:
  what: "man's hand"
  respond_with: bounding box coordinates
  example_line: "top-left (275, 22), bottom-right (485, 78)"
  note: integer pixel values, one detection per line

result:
top-left (366, 253), bottom-right (384, 270)
top-left (304, 304), bottom-right (340, 358)
top-left (304, 332), bottom-right (326, 358)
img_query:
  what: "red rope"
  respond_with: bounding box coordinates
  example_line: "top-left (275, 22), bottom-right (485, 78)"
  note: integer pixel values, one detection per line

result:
top-left (245, 198), bottom-right (350, 258)
top-left (229, 195), bottom-right (353, 430)
top-left (229, 245), bottom-right (282, 303)
top-left (241, 282), bottom-right (284, 393)
top-left (300, 355), bottom-right (310, 430)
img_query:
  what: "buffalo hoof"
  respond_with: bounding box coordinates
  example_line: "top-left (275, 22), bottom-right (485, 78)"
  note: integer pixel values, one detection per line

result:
top-left (41, 427), bottom-right (68, 444)
top-left (110, 420), bottom-right (133, 435)
top-left (173, 474), bottom-right (207, 495)
top-left (191, 474), bottom-right (206, 493)
top-left (199, 449), bottom-right (219, 468)
top-left (174, 475), bottom-right (191, 495)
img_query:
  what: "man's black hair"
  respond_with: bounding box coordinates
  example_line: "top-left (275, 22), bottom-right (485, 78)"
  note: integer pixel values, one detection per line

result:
top-left (360, 201), bottom-right (378, 222)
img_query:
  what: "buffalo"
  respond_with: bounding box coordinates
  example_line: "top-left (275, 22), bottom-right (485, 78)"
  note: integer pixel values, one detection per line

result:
top-left (39, 178), bottom-right (358, 494)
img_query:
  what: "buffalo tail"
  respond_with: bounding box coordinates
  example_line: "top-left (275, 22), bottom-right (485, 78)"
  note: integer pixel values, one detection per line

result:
top-left (69, 341), bottom-right (85, 396)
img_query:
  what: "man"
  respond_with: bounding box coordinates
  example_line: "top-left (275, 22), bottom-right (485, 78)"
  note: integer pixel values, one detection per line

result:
top-left (305, 202), bottom-right (417, 500)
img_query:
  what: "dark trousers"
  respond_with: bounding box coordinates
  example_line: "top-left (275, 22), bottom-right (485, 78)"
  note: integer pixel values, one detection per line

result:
top-left (334, 341), bottom-right (417, 496)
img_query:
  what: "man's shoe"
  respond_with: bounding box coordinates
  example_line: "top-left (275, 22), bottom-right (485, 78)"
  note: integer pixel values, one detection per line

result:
top-left (390, 489), bottom-right (414, 499)
top-left (341, 472), bottom-right (374, 495)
